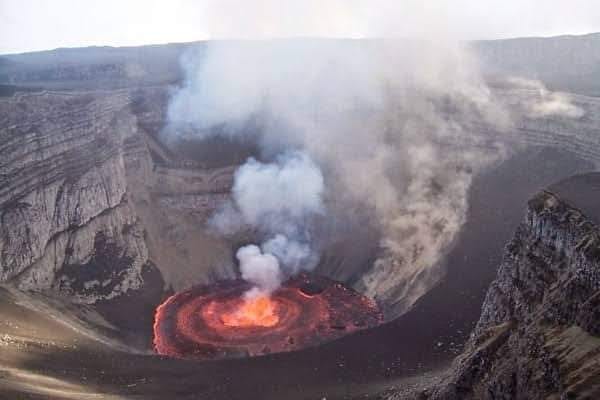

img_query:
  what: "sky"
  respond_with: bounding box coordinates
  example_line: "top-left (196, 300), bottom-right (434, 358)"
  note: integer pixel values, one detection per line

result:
top-left (1, 0), bottom-right (600, 54)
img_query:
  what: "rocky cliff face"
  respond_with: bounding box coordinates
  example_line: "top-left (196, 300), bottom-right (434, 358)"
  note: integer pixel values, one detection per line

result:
top-left (0, 90), bottom-right (151, 302)
top-left (429, 173), bottom-right (600, 400)
top-left (0, 88), bottom-right (239, 304)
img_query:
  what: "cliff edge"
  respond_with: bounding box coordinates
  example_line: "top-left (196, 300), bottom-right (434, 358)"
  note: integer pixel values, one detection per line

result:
top-left (428, 173), bottom-right (600, 399)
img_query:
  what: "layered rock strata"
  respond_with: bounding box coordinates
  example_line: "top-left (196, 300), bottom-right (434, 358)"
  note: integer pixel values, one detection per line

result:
top-left (429, 173), bottom-right (600, 400)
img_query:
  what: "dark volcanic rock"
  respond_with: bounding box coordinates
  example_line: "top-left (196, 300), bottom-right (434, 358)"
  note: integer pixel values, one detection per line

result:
top-left (428, 173), bottom-right (600, 400)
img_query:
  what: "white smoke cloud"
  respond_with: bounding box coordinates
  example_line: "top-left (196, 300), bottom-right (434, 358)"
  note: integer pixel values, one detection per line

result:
top-left (531, 93), bottom-right (584, 118)
top-left (505, 77), bottom-right (585, 119)
top-left (167, 38), bottom-right (512, 315)
top-left (210, 151), bottom-right (325, 293)
top-left (262, 234), bottom-right (319, 276)
top-left (232, 152), bottom-right (324, 229)
top-left (236, 245), bottom-right (281, 296)
top-left (210, 151), bottom-right (325, 237)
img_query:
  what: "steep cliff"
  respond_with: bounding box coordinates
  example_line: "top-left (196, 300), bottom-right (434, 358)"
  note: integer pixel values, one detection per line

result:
top-left (0, 90), bottom-right (151, 302)
top-left (429, 173), bottom-right (600, 399)
top-left (0, 88), bottom-right (239, 305)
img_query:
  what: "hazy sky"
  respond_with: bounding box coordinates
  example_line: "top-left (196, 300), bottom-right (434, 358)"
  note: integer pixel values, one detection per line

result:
top-left (1, 0), bottom-right (599, 54)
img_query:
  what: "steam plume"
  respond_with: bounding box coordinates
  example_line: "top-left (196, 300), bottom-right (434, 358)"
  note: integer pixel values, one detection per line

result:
top-left (211, 151), bottom-right (324, 296)
top-left (166, 38), bottom-right (515, 314)
top-left (236, 245), bottom-right (280, 297)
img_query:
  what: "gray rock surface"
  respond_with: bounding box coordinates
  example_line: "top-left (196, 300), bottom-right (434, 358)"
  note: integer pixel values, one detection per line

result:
top-left (428, 173), bottom-right (600, 400)
top-left (0, 90), bottom-right (149, 302)
top-left (0, 88), bottom-right (240, 302)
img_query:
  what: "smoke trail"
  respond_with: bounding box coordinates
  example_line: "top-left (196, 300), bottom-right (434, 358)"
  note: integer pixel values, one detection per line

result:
top-left (210, 151), bottom-right (324, 295)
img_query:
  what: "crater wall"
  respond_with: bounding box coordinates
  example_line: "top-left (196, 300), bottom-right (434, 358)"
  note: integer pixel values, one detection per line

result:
top-left (2, 86), bottom-right (600, 315)
top-left (429, 174), bottom-right (600, 399)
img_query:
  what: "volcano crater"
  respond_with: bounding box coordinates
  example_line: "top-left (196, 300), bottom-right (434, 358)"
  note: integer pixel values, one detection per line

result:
top-left (153, 273), bottom-right (383, 360)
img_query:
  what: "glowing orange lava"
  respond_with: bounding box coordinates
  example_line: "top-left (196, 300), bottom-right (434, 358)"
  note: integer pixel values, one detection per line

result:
top-left (153, 274), bottom-right (384, 360)
top-left (221, 296), bottom-right (279, 327)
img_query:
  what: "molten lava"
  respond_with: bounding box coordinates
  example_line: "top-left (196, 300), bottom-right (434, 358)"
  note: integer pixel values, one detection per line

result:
top-left (220, 296), bottom-right (279, 327)
top-left (153, 274), bottom-right (383, 360)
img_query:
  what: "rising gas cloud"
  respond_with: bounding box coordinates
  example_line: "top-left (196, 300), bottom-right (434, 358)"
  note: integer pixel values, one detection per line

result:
top-left (209, 151), bottom-right (324, 298)
top-left (165, 37), bottom-right (513, 312)
top-left (164, 2), bottom-right (585, 315)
